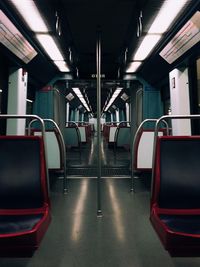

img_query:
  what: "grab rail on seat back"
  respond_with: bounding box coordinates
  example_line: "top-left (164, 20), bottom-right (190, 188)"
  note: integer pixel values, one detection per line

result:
top-left (150, 115), bottom-right (200, 256)
top-left (130, 119), bottom-right (169, 192)
top-left (28, 118), bottom-right (68, 193)
top-left (113, 121), bottom-right (131, 155)
top-left (65, 121), bottom-right (81, 148)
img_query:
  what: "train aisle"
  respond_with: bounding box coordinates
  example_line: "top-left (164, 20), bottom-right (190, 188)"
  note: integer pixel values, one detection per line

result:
top-left (0, 135), bottom-right (200, 266)
top-left (66, 132), bottom-right (130, 178)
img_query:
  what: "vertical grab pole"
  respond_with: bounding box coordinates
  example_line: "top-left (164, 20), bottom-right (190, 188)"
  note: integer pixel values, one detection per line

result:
top-left (97, 28), bottom-right (102, 217)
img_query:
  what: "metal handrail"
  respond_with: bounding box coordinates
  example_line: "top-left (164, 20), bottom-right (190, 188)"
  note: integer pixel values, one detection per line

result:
top-left (130, 118), bottom-right (169, 192)
top-left (53, 89), bottom-right (62, 127)
top-left (0, 114), bottom-right (50, 194)
top-left (66, 121), bottom-right (81, 149)
top-left (29, 118), bottom-right (68, 194)
top-left (135, 88), bottom-right (143, 127)
top-left (151, 114), bottom-right (200, 198)
top-left (113, 121), bottom-right (131, 155)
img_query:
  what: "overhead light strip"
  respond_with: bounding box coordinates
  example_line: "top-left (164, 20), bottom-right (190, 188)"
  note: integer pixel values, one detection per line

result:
top-left (72, 88), bottom-right (90, 112)
top-left (104, 88), bottom-right (122, 112)
top-left (9, 0), bottom-right (70, 72)
top-left (36, 34), bottom-right (64, 61)
top-left (148, 0), bottom-right (189, 34)
top-left (126, 0), bottom-right (191, 73)
top-left (9, 0), bottom-right (49, 33)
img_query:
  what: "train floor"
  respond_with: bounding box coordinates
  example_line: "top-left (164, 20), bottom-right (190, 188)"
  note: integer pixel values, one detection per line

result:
top-left (65, 132), bottom-right (131, 177)
top-left (1, 134), bottom-right (200, 266)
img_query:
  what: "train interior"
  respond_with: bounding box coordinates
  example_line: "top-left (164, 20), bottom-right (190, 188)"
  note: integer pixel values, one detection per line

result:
top-left (1, 0), bottom-right (200, 266)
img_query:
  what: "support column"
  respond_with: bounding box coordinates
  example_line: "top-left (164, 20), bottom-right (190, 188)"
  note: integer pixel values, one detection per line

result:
top-left (169, 67), bottom-right (191, 135)
top-left (66, 102), bottom-right (70, 123)
top-left (7, 68), bottom-right (28, 135)
top-left (116, 109), bottom-right (120, 123)
top-left (96, 29), bottom-right (102, 217)
top-left (126, 103), bottom-right (130, 122)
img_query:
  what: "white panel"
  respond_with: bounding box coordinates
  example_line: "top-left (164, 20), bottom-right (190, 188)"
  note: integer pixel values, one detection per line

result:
top-left (125, 103), bottom-right (130, 122)
top-left (137, 131), bottom-right (163, 169)
top-left (35, 131), bottom-right (60, 169)
top-left (89, 118), bottom-right (97, 131)
top-left (7, 68), bottom-right (28, 135)
top-left (78, 126), bottom-right (86, 142)
top-left (116, 109), bottom-right (119, 122)
top-left (66, 102), bottom-right (69, 123)
top-left (109, 127), bottom-right (117, 142)
top-left (169, 68), bottom-right (191, 135)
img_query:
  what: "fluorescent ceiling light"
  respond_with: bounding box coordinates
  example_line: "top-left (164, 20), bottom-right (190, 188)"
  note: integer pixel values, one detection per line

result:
top-left (126, 62), bottom-right (142, 73)
top-left (10, 0), bottom-right (48, 32)
top-left (127, 0), bottom-right (190, 72)
top-left (133, 34), bottom-right (162, 61)
top-left (72, 88), bottom-right (90, 112)
top-left (36, 34), bottom-right (64, 60)
top-left (148, 0), bottom-right (189, 34)
top-left (104, 88), bottom-right (122, 111)
top-left (72, 88), bottom-right (81, 94)
top-left (54, 61), bottom-right (70, 72)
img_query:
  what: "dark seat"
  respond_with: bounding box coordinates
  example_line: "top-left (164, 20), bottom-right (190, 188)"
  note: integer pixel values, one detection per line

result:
top-left (150, 136), bottom-right (200, 256)
top-left (0, 136), bottom-right (51, 256)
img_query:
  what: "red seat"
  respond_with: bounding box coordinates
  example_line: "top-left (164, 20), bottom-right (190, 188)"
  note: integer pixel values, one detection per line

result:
top-left (150, 136), bottom-right (200, 256)
top-left (0, 136), bottom-right (51, 256)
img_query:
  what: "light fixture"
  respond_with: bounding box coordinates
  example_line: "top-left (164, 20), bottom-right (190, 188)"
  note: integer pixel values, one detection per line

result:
top-left (36, 34), bottom-right (63, 60)
top-left (9, 0), bottom-right (49, 32)
top-left (36, 34), bottom-right (70, 72)
top-left (126, 0), bottom-right (191, 73)
top-left (126, 61), bottom-right (142, 73)
top-left (9, 0), bottom-right (70, 72)
top-left (148, 0), bottom-right (189, 34)
top-left (104, 88), bottom-right (122, 111)
top-left (133, 34), bottom-right (162, 61)
top-left (54, 61), bottom-right (70, 72)
top-left (72, 88), bottom-right (90, 112)
top-left (66, 93), bottom-right (74, 101)
top-left (120, 93), bottom-right (129, 101)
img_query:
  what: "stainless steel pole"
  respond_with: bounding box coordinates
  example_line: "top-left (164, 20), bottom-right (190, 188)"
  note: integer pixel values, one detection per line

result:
top-left (96, 29), bottom-right (102, 217)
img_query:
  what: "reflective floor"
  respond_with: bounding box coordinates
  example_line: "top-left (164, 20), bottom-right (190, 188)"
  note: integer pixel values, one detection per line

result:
top-left (1, 135), bottom-right (200, 266)
top-left (66, 133), bottom-right (130, 177)
top-left (1, 179), bottom-right (200, 267)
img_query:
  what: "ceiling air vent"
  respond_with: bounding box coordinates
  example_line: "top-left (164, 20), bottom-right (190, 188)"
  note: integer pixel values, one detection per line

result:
top-left (160, 11), bottom-right (200, 64)
top-left (0, 10), bottom-right (37, 63)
